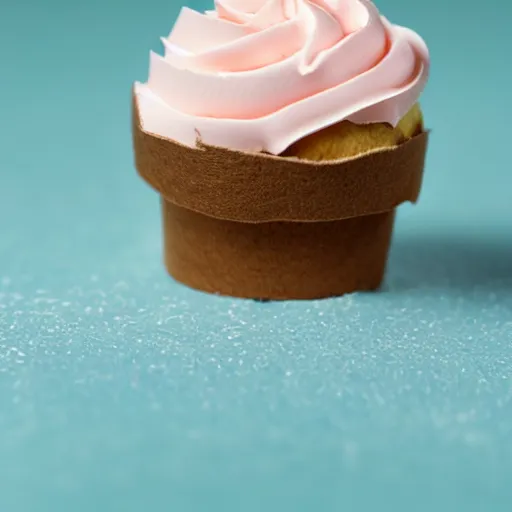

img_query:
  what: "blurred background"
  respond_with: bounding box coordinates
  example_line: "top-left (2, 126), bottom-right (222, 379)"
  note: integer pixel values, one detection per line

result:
top-left (0, 1), bottom-right (511, 511)
top-left (1, 0), bottom-right (511, 279)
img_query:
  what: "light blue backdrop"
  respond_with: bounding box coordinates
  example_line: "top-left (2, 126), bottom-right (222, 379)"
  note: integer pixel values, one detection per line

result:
top-left (0, 1), bottom-right (511, 511)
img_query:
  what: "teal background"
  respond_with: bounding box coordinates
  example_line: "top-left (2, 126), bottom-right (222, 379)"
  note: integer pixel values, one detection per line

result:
top-left (1, 0), bottom-right (511, 511)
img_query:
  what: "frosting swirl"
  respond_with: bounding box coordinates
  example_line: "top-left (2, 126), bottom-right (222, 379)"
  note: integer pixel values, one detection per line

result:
top-left (135, 0), bottom-right (429, 155)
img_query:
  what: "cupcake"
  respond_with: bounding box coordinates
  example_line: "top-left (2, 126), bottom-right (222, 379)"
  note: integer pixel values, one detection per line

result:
top-left (133, 0), bottom-right (430, 299)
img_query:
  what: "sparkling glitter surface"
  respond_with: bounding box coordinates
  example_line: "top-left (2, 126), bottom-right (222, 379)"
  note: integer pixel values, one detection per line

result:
top-left (1, 232), bottom-right (512, 511)
top-left (1, 1), bottom-right (512, 511)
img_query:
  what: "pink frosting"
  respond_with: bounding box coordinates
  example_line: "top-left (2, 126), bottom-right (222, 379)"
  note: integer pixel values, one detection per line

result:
top-left (135, 0), bottom-right (429, 155)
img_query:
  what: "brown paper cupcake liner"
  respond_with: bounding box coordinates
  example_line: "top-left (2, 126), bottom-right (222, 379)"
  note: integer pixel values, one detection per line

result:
top-left (163, 201), bottom-right (396, 299)
top-left (132, 93), bottom-right (429, 299)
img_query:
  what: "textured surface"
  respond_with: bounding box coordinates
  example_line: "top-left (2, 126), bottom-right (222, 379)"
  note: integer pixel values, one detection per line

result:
top-left (1, 0), bottom-right (512, 511)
